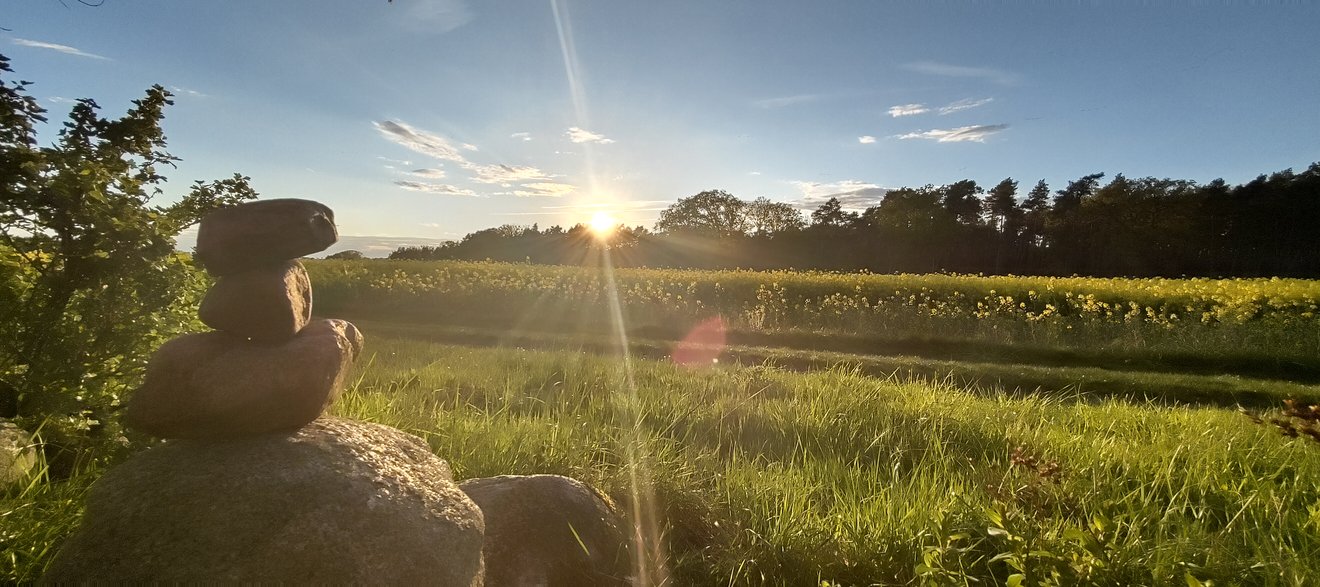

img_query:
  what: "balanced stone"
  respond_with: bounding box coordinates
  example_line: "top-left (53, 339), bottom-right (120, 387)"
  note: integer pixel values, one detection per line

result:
top-left (199, 260), bottom-right (312, 341)
top-left (460, 474), bottom-right (630, 586)
top-left (124, 319), bottom-right (363, 439)
top-left (195, 198), bottom-right (337, 276)
top-left (46, 418), bottom-right (484, 585)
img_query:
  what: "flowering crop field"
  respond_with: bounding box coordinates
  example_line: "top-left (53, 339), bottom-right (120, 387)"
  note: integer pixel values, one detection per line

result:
top-left (291, 260), bottom-right (1320, 584)
top-left (307, 259), bottom-right (1320, 362)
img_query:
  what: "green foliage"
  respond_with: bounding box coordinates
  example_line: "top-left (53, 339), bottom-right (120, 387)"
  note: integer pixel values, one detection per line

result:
top-left (325, 249), bottom-right (366, 260)
top-left (655, 189), bottom-right (749, 237)
top-left (0, 53), bottom-right (256, 448)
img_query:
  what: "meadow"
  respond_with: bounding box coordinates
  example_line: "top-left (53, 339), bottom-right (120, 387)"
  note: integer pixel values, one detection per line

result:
top-left (5, 259), bottom-right (1320, 584)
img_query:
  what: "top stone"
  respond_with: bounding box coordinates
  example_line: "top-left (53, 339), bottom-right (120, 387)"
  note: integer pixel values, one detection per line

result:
top-left (195, 199), bottom-right (338, 275)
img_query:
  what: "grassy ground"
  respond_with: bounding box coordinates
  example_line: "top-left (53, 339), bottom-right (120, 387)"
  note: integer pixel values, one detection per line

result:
top-left (5, 330), bottom-right (1318, 584)
top-left (7, 259), bottom-right (1320, 583)
top-left (326, 334), bottom-right (1319, 585)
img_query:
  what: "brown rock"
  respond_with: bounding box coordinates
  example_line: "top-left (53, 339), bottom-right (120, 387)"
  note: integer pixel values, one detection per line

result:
top-left (124, 319), bottom-right (363, 439)
top-left (199, 260), bottom-right (313, 341)
top-left (460, 474), bottom-right (630, 587)
top-left (195, 198), bottom-right (337, 276)
top-left (46, 418), bottom-right (484, 585)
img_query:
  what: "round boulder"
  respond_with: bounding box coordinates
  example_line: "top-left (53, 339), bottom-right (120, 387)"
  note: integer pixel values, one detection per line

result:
top-left (460, 474), bottom-right (630, 586)
top-left (0, 418), bottom-right (36, 488)
top-left (46, 418), bottom-right (484, 585)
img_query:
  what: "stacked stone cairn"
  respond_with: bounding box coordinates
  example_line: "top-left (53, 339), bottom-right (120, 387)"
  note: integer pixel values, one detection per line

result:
top-left (124, 198), bottom-right (361, 439)
top-left (48, 198), bottom-right (631, 584)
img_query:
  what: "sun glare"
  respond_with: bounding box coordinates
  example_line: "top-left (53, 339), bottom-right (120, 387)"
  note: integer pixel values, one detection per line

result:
top-left (588, 211), bottom-right (616, 237)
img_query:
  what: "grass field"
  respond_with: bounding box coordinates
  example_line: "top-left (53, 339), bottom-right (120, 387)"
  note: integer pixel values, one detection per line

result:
top-left (5, 260), bottom-right (1320, 584)
top-left (344, 338), bottom-right (1320, 584)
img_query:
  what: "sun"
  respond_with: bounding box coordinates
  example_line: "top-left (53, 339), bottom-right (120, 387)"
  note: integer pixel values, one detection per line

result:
top-left (588, 211), bottom-right (616, 237)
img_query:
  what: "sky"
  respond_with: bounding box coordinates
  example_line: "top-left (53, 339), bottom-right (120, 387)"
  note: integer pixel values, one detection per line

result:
top-left (6, 1), bottom-right (1320, 256)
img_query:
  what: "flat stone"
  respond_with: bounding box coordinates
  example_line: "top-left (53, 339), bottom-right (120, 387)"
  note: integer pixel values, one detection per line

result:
top-left (460, 474), bottom-right (630, 587)
top-left (46, 418), bottom-right (484, 585)
top-left (199, 260), bottom-right (313, 341)
top-left (195, 198), bottom-right (337, 276)
top-left (123, 319), bottom-right (363, 440)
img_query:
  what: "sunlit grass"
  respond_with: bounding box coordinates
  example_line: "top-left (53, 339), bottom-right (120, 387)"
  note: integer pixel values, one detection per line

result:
top-left (329, 336), bottom-right (1320, 585)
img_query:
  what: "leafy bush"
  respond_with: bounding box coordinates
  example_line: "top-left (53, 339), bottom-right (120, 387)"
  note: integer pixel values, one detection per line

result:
top-left (0, 53), bottom-right (255, 464)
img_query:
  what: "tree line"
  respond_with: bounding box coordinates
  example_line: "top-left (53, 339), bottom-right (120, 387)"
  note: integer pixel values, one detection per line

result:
top-left (391, 165), bottom-right (1320, 278)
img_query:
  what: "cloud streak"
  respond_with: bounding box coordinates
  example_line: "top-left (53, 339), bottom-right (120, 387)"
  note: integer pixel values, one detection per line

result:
top-left (566, 127), bottom-right (614, 144)
top-left (376, 119), bottom-right (557, 190)
top-left (393, 180), bottom-right (480, 196)
top-left (753, 94), bottom-right (821, 109)
top-left (897, 124), bottom-right (1009, 143)
top-left (939, 97), bottom-right (993, 115)
top-left (12, 38), bottom-right (108, 60)
top-left (169, 86), bottom-right (208, 98)
top-left (903, 61), bottom-right (1019, 85)
top-left (792, 180), bottom-right (891, 210)
top-left (512, 182), bottom-right (576, 197)
top-left (394, 0), bottom-right (474, 33)
top-left (858, 135), bottom-right (877, 144)
top-left (375, 120), bottom-right (471, 164)
top-left (888, 104), bottom-right (929, 117)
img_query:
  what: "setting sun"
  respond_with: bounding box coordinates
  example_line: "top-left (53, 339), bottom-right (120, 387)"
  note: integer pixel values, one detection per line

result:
top-left (588, 211), bottom-right (616, 237)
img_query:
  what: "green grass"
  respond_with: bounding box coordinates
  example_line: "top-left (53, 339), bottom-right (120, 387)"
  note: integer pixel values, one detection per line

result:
top-left (327, 335), bottom-right (1320, 585)
top-left (0, 447), bottom-right (94, 583)
top-left (353, 319), bottom-right (1320, 409)
top-left (5, 331), bottom-right (1318, 584)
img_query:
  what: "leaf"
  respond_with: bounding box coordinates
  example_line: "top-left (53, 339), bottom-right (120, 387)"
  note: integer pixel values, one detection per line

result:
top-left (1007, 574), bottom-right (1025, 587)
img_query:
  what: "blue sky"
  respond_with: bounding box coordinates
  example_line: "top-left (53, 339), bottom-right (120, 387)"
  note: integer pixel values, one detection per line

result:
top-left (6, 1), bottom-right (1320, 255)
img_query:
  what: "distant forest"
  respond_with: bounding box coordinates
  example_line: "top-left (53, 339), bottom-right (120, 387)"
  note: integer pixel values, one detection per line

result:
top-left (389, 163), bottom-right (1320, 278)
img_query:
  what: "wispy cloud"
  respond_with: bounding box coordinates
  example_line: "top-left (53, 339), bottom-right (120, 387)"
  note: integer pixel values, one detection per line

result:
top-left (46, 96), bottom-right (77, 105)
top-left (377, 155), bottom-right (413, 166)
top-left (888, 104), bottom-right (929, 117)
top-left (792, 180), bottom-right (891, 210)
top-left (939, 97), bottom-right (993, 115)
top-left (12, 38), bottom-right (108, 60)
top-left (377, 119), bottom-right (557, 192)
top-left (409, 168), bottom-right (447, 178)
top-left (375, 120), bottom-right (471, 164)
top-left (752, 94), bottom-right (821, 109)
top-left (748, 171), bottom-right (763, 176)
top-left (469, 163), bottom-right (554, 185)
top-left (511, 132), bottom-right (533, 141)
top-left (566, 127), bottom-right (614, 144)
top-left (497, 199), bottom-right (671, 217)
top-left (538, 200), bottom-right (673, 211)
top-left (321, 235), bottom-right (456, 257)
top-left (897, 124), bottom-right (1009, 143)
top-left (393, 180), bottom-right (480, 196)
top-left (903, 61), bottom-right (1019, 85)
top-left (393, 0), bottom-right (474, 33)
top-left (169, 86), bottom-right (207, 98)
top-left (512, 182), bottom-right (575, 198)
top-left (858, 135), bottom-right (877, 144)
